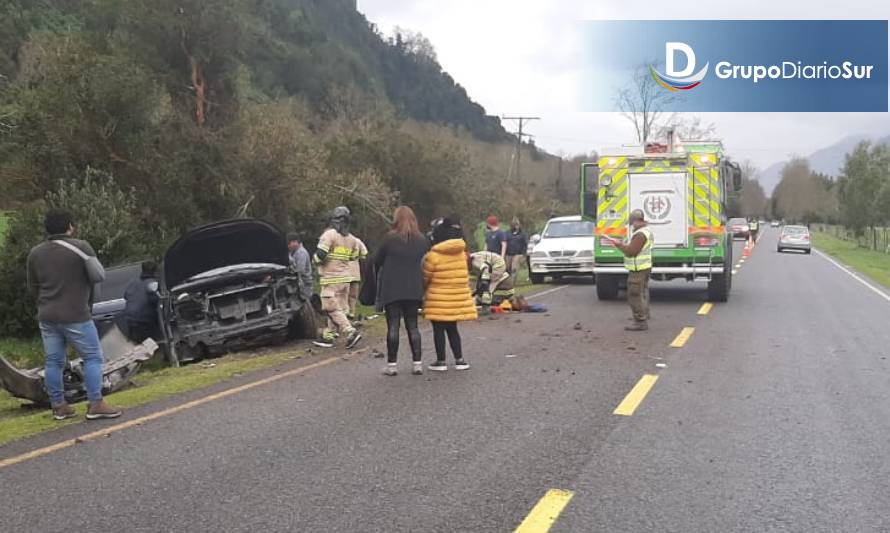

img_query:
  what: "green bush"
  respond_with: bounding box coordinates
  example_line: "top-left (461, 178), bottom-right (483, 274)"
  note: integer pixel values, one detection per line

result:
top-left (0, 169), bottom-right (148, 336)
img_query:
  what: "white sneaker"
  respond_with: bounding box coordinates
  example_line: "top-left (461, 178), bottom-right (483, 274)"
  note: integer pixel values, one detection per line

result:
top-left (454, 359), bottom-right (470, 371)
top-left (383, 363), bottom-right (398, 376)
top-left (412, 362), bottom-right (423, 375)
top-left (428, 360), bottom-right (448, 372)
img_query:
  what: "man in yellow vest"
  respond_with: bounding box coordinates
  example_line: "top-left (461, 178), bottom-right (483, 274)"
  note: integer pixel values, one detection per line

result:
top-left (609, 209), bottom-right (653, 331)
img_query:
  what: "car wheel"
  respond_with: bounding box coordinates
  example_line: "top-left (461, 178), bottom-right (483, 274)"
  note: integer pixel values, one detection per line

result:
top-left (529, 272), bottom-right (545, 284)
top-left (805, 249), bottom-right (811, 255)
top-left (777, 247), bottom-right (783, 253)
top-left (708, 273), bottom-right (730, 302)
top-left (596, 274), bottom-right (620, 300)
top-left (290, 304), bottom-right (320, 339)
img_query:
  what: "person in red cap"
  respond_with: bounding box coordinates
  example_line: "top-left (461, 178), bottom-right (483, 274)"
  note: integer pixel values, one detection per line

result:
top-left (484, 215), bottom-right (507, 257)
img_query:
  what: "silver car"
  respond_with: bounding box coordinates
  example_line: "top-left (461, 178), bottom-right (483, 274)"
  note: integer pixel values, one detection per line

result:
top-left (777, 225), bottom-right (811, 254)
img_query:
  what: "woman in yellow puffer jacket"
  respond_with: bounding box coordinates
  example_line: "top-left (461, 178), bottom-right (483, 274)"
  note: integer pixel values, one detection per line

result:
top-left (423, 215), bottom-right (478, 371)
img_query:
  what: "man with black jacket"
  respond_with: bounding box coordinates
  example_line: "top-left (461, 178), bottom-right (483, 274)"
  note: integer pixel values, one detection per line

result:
top-left (123, 261), bottom-right (160, 343)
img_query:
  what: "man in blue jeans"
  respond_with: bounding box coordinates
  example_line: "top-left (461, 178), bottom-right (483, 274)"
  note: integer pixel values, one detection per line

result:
top-left (26, 209), bottom-right (121, 421)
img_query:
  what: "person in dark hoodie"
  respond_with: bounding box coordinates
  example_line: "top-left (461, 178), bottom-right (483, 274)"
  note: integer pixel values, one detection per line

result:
top-left (123, 261), bottom-right (160, 343)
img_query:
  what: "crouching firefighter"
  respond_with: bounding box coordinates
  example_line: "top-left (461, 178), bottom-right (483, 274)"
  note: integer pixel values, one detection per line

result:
top-left (469, 251), bottom-right (515, 306)
top-left (313, 207), bottom-right (363, 349)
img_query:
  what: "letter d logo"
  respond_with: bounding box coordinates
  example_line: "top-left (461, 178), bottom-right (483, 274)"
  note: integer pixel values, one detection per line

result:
top-left (666, 42), bottom-right (695, 77)
top-left (649, 42), bottom-right (709, 92)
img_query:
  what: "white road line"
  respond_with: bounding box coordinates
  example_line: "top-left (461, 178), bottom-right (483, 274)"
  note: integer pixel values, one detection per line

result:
top-left (814, 249), bottom-right (890, 304)
top-left (527, 285), bottom-right (569, 300)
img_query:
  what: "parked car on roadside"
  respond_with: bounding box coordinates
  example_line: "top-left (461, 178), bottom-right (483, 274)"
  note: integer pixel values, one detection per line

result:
top-left (528, 216), bottom-right (596, 284)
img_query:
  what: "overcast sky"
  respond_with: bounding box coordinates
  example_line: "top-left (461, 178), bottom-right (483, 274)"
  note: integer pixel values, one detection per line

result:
top-left (358, 0), bottom-right (890, 174)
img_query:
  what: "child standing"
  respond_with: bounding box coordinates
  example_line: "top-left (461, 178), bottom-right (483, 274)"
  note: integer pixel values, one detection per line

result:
top-left (423, 216), bottom-right (478, 371)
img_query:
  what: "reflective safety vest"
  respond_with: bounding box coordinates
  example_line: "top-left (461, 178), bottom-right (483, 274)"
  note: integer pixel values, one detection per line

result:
top-left (625, 226), bottom-right (653, 272)
top-left (315, 228), bottom-right (362, 285)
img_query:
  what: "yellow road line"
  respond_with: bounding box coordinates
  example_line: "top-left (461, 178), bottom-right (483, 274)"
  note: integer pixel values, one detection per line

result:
top-left (613, 374), bottom-right (659, 416)
top-left (0, 356), bottom-right (341, 470)
top-left (515, 489), bottom-right (575, 532)
top-left (697, 302), bottom-right (713, 315)
top-left (670, 327), bottom-right (695, 348)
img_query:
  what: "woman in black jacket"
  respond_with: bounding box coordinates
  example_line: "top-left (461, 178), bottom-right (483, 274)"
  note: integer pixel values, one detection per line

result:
top-left (372, 206), bottom-right (430, 376)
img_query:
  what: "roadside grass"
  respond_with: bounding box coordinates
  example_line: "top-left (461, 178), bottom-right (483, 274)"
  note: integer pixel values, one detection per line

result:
top-left (0, 212), bottom-right (9, 245)
top-left (0, 337), bottom-right (44, 369)
top-left (812, 230), bottom-right (890, 290)
top-left (0, 343), bottom-right (316, 446)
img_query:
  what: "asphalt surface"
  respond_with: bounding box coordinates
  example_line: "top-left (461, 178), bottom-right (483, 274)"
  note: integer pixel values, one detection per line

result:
top-left (2, 227), bottom-right (889, 532)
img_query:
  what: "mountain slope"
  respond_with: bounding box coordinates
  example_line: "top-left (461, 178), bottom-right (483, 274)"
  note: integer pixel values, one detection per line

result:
top-left (760, 134), bottom-right (890, 193)
top-left (0, 0), bottom-right (510, 143)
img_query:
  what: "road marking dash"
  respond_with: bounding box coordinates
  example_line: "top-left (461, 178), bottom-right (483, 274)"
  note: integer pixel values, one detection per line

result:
top-left (527, 285), bottom-right (569, 300)
top-left (515, 489), bottom-right (575, 533)
top-left (613, 374), bottom-right (659, 416)
top-left (697, 303), bottom-right (713, 315)
top-left (732, 269), bottom-right (739, 275)
top-left (0, 355), bottom-right (342, 470)
top-left (670, 327), bottom-right (695, 348)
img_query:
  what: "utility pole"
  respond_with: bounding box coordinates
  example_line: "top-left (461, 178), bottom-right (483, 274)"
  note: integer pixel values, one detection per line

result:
top-left (502, 116), bottom-right (540, 181)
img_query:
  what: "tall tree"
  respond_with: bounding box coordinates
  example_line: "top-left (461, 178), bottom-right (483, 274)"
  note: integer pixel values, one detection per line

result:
top-left (617, 64), bottom-right (677, 144)
top-left (838, 141), bottom-right (890, 232)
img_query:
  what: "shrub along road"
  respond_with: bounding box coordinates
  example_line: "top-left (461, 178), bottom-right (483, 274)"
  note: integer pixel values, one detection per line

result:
top-left (1, 229), bottom-right (889, 531)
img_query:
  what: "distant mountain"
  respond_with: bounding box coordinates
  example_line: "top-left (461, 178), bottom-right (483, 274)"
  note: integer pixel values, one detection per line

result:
top-left (760, 134), bottom-right (890, 194)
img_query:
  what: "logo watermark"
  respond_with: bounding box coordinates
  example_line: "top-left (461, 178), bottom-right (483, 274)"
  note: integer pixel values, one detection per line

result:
top-left (584, 21), bottom-right (888, 112)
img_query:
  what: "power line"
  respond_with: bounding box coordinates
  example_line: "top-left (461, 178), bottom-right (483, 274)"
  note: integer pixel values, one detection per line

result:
top-left (502, 116), bottom-right (540, 181)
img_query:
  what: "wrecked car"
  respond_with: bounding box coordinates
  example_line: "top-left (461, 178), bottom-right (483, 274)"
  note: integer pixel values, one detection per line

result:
top-left (0, 264), bottom-right (160, 405)
top-left (0, 333), bottom-right (158, 407)
top-left (160, 219), bottom-right (317, 364)
top-left (0, 219), bottom-right (316, 404)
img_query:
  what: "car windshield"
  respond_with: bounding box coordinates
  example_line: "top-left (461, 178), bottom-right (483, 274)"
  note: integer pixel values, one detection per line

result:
top-left (783, 226), bottom-right (808, 235)
top-left (728, 218), bottom-right (747, 226)
top-left (543, 220), bottom-right (595, 238)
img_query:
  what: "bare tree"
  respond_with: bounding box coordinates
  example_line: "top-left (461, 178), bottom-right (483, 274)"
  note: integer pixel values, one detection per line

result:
top-left (617, 64), bottom-right (677, 144)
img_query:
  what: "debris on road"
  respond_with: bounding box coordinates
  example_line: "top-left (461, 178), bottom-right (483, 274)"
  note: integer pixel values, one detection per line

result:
top-left (371, 349), bottom-right (385, 358)
top-left (573, 322), bottom-right (583, 331)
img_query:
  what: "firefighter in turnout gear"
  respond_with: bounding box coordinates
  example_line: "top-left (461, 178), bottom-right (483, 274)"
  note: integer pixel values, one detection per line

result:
top-left (608, 209), bottom-right (653, 331)
top-left (469, 251), bottom-right (515, 306)
top-left (313, 207), bottom-right (363, 349)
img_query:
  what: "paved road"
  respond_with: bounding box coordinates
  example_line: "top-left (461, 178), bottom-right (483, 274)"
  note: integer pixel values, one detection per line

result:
top-left (2, 228), bottom-right (889, 532)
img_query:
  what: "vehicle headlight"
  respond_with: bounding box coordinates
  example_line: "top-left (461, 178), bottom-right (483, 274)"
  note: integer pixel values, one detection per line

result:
top-left (531, 251), bottom-right (548, 258)
top-left (576, 250), bottom-right (593, 257)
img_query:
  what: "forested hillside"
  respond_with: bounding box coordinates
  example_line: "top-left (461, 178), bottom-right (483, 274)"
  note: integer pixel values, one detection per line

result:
top-left (0, 0), bottom-right (569, 336)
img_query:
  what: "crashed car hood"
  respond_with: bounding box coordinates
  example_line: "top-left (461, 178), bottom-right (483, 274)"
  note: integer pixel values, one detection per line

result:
top-left (164, 219), bottom-right (289, 289)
